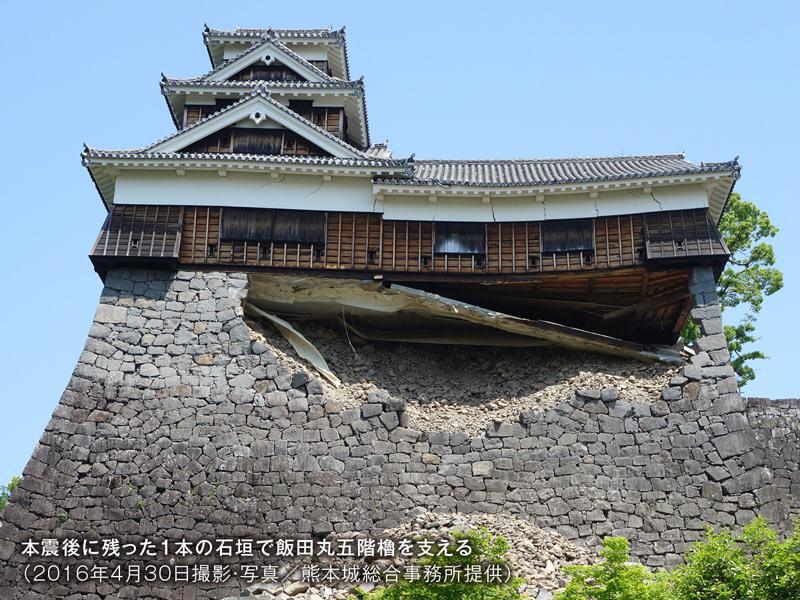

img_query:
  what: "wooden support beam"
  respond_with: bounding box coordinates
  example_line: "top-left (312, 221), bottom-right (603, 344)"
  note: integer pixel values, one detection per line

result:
top-left (602, 289), bottom-right (690, 321)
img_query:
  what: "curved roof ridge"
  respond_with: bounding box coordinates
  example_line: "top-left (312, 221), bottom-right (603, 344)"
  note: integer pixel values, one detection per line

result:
top-left (162, 77), bottom-right (361, 89)
top-left (204, 26), bottom-right (343, 39)
top-left (82, 147), bottom-right (410, 168)
top-left (413, 153), bottom-right (690, 165)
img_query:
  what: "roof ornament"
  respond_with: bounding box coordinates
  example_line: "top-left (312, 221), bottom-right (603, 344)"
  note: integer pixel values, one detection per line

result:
top-left (249, 110), bottom-right (267, 125)
top-left (261, 52), bottom-right (276, 66)
top-left (251, 82), bottom-right (270, 97)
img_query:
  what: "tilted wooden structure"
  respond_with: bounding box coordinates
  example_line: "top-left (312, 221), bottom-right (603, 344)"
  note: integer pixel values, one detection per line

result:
top-left (83, 26), bottom-right (739, 346)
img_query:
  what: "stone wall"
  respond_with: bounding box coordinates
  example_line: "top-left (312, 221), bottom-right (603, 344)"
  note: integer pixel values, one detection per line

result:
top-left (0, 267), bottom-right (798, 599)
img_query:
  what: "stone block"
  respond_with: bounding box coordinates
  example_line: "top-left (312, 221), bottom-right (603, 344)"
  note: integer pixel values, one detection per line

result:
top-left (713, 431), bottom-right (756, 459)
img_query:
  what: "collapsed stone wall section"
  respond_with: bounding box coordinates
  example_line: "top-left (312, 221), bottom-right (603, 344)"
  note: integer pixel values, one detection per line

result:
top-left (0, 267), bottom-right (798, 599)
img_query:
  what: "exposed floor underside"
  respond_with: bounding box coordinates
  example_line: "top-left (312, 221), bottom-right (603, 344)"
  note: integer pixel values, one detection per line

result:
top-left (246, 273), bottom-right (686, 369)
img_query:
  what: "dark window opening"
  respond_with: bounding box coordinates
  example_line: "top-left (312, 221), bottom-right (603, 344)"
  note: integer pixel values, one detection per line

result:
top-left (207, 243), bottom-right (218, 258)
top-left (421, 256), bottom-right (431, 269)
top-left (434, 222), bottom-right (486, 254)
top-left (308, 60), bottom-right (331, 75)
top-left (528, 255), bottom-right (540, 269)
top-left (541, 219), bottom-right (594, 252)
top-left (232, 63), bottom-right (305, 82)
top-left (221, 208), bottom-right (325, 245)
top-left (184, 127), bottom-right (328, 157)
top-left (474, 255), bottom-right (485, 268)
top-left (313, 246), bottom-right (324, 260)
top-left (130, 239), bottom-right (139, 249)
top-left (367, 249), bottom-right (377, 264)
top-left (288, 100), bottom-right (314, 118)
top-left (232, 129), bottom-right (283, 155)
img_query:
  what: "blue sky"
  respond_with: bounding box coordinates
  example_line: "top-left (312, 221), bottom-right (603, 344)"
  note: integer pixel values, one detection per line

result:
top-left (1, 1), bottom-right (798, 484)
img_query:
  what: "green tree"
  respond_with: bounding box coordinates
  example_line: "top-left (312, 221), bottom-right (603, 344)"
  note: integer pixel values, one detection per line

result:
top-left (684, 193), bottom-right (783, 386)
top-left (556, 519), bottom-right (800, 600)
top-left (671, 517), bottom-right (800, 600)
top-left (555, 537), bottom-right (671, 600)
top-left (0, 476), bottom-right (21, 511)
top-left (353, 528), bottom-right (524, 600)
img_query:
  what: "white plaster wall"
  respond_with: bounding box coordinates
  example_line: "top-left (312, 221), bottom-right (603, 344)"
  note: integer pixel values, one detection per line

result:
top-left (114, 171), bottom-right (376, 212)
top-left (381, 184), bottom-right (708, 222)
top-left (114, 171), bottom-right (710, 223)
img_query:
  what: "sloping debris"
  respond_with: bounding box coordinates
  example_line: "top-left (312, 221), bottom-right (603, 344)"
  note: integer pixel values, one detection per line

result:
top-left (246, 273), bottom-right (684, 365)
top-left (245, 303), bottom-right (341, 386)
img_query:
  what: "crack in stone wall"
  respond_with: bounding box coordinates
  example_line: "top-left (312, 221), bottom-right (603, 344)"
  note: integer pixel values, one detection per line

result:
top-left (0, 267), bottom-right (798, 599)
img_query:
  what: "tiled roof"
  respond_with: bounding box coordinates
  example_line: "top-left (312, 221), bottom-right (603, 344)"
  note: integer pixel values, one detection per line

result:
top-left (365, 143), bottom-right (393, 159)
top-left (160, 77), bottom-right (371, 148)
top-left (82, 147), bottom-right (408, 169)
top-left (161, 77), bottom-right (361, 90)
top-left (140, 88), bottom-right (367, 157)
top-left (203, 26), bottom-right (350, 81)
top-left (204, 26), bottom-right (345, 40)
top-left (195, 34), bottom-right (335, 84)
top-left (376, 155), bottom-right (740, 187)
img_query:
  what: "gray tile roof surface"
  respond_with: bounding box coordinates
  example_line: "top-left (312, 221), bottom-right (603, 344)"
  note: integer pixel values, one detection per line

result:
top-left (160, 77), bottom-right (371, 148)
top-left (195, 35), bottom-right (336, 84)
top-left (204, 26), bottom-right (345, 40)
top-left (376, 155), bottom-right (740, 187)
top-left (203, 26), bottom-right (350, 80)
top-left (162, 78), bottom-right (361, 90)
top-left (137, 88), bottom-right (368, 157)
top-left (82, 147), bottom-right (408, 169)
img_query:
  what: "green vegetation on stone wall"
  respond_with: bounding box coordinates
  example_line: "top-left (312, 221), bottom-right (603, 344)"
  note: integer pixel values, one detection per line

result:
top-left (557, 517), bottom-right (800, 600)
top-left (354, 518), bottom-right (800, 600)
top-left (352, 528), bottom-right (525, 600)
top-left (0, 476), bottom-right (21, 511)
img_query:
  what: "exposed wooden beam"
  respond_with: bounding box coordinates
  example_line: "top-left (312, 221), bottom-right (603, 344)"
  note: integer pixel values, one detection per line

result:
top-left (602, 288), bottom-right (690, 321)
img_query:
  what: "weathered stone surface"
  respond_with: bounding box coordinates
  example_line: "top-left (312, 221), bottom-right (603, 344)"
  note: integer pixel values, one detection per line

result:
top-left (1, 267), bottom-right (798, 600)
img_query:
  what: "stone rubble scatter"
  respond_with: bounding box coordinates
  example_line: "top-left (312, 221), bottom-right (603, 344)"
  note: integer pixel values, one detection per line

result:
top-left (250, 320), bottom-right (677, 435)
top-left (1, 268), bottom-right (798, 600)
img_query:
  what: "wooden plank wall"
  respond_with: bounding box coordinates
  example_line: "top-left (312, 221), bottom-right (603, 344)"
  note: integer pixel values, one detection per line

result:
top-left (645, 210), bottom-right (728, 259)
top-left (92, 205), bottom-right (183, 259)
top-left (175, 207), bottom-right (649, 274)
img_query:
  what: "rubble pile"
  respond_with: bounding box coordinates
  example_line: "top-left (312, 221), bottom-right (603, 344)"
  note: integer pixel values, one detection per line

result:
top-left (249, 319), bottom-right (678, 434)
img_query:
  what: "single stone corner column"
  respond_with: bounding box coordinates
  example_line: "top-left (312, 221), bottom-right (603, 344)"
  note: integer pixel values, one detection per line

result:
top-left (688, 266), bottom-right (731, 368)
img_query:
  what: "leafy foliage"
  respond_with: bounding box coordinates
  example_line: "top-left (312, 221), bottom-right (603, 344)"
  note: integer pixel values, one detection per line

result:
top-left (557, 518), bottom-right (800, 600)
top-left (671, 526), bottom-right (754, 600)
top-left (0, 476), bottom-right (21, 511)
top-left (683, 193), bottom-right (782, 386)
top-left (555, 537), bottom-right (671, 600)
top-left (352, 528), bottom-right (524, 600)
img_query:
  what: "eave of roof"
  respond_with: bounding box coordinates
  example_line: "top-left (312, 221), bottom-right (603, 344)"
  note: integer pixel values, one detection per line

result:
top-left (83, 148), bottom-right (408, 169)
top-left (374, 155), bottom-right (740, 188)
top-left (203, 25), bottom-right (350, 78)
top-left (160, 77), bottom-right (371, 148)
top-left (82, 148), bottom-right (412, 209)
top-left (142, 88), bottom-right (367, 158)
top-left (197, 34), bottom-right (335, 84)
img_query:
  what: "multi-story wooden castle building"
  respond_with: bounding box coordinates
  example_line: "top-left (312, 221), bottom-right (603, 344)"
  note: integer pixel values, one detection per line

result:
top-left (83, 26), bottom-right (739, 349)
